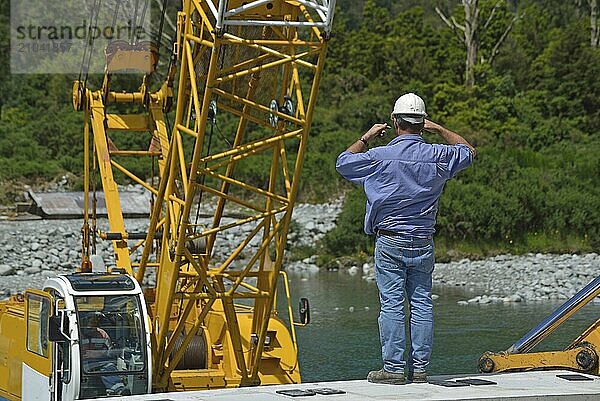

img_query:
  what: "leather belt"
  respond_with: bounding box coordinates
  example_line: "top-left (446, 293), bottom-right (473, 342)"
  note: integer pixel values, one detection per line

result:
top-left (377, 229), bottom-right (432, 239)
top-left (377, 229), bottom-right (402, 236)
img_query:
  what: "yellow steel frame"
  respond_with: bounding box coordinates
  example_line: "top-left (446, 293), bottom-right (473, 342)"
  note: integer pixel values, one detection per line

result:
top-left (79, 86), bottom-right (171, 272)
top-left (0, 291), bottom-right (53, 401)
top-left (479, 319), bottom-right (600, 375)
top-left (76, 0), bottom-right (332, 392)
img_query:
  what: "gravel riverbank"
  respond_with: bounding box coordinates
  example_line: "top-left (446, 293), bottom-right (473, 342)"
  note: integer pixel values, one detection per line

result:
top-left (432, 253), bottom-right (600, 303)
top-left (0, 205), bottom-right (597, 303)
top-left (0, 202), bottom-right (342, 296)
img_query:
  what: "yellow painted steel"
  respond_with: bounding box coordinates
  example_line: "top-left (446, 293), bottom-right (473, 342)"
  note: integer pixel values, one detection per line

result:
top-left (69, 0), bottom-right (332, 393)
top-left (0, 295), bottom-right (26, 401)
top-left (0, 291), bottom-right (53, 401)
top-left (480, 347), bottom-right (598, 374)
top-left (88, 93), bottom-right (135, 272)
top-left (480, 318), bottom-right (600, 374)
top-left (479, 273), bottom-right (600, 376)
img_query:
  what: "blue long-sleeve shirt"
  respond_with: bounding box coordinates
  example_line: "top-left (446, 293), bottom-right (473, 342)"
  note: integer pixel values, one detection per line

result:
top-left (336, 134), bottom-right (474, 237)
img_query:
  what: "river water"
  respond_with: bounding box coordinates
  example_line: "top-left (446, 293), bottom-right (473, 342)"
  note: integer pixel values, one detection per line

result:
top-left (282, 269), bottom-right (600, 383)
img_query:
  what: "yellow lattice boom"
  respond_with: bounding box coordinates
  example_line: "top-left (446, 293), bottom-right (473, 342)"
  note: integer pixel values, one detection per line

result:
top-left (74, 0), bottom-right (335, 391)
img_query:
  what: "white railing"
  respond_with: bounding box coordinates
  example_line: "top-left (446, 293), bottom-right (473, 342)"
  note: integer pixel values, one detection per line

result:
top-left (210, 0), bottom-right (336, 36)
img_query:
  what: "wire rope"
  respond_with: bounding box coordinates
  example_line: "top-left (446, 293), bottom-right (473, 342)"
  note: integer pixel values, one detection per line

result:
top-left (83, 0), bottom-right (103, 90)
top-left (151, 0), bottom-right (173, 86)
top-left (192, 42), bottom-right (228, 234)
top-left (110, 0), bottom-right (122, 33)
top-left (78, 0), bottom-right (99, 84)
top-left (136, 0), bottom-right (150, 45)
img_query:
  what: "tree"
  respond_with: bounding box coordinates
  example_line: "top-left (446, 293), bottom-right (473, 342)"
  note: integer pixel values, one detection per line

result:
top-left (435, 1), bottom-right (521, 86)
top-left (573, 0), bottom-right (599, 46)
top-left (589, 0), bottom-right (600, 46)
top-left (0, 0), bottom-right (8, 119)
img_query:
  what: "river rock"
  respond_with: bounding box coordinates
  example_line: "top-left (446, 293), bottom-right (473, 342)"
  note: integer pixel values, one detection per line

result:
top-left (347, 265), bottom-right (359, 276)
top-left (0, 264), bottom-right (13, 276)
top-left (365, 251), bottom-right (583, 304)
top-left (0, 201), bottom-right (343, 293)
top-left (362, 263), bottom-right (371, 275)
top-left (24, 266), bottom-right (41, 275)
top-left (503, 294), bottom-right (523, 303)
top-left (433, 253), bottom-right (600, 302)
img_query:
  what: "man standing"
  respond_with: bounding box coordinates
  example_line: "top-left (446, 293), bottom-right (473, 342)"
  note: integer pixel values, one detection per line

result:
top-left (336, 93), bottom-right (475, 384)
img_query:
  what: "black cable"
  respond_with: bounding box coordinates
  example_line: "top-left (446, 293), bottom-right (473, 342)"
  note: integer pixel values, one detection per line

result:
top-left (192, 120), bottom-right (214, 234)
top-left (151, 38), bottom-right (174, 85)
top-left (215, 123), bottom-right (232, 148)
top-left (155, 0), bottom-right (169, 60)
top-left (136, 0), bottom-right (150, 45)
top-left (83, 0), bottom-right (103, 89)
top-left (150, 0), bottom-right (173, 86)
top-left (191, 33), bottom-right (227, 233)
top-left (78, 0), bottom-right (100, 84)
top-left (132, 0), bottom-right (140, 45)
top-left (110, 0), bottom-right (121, 31)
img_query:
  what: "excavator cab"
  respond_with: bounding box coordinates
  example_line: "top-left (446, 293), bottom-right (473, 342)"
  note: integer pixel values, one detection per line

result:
top-left (75, 295), bottom-right (148, 398)
top-left (42, 273), bottom-right (152, 400)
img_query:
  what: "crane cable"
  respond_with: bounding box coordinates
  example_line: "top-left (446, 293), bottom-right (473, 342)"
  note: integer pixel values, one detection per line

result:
top-left (79, 0), bottom-right (101, 263)
top-left (155, 0), bottom-right (169, 59)
top-left (110, 0), bottom-right (122, 38)
top-left (192, 43), bottom-right (228, 234)
top-left (80, 0), bottom-right (165, 268)
top-left (150, 0), bottom-right (175, 87)
top-left (149, 0), bottom-right (171, 262)
top-left (181, 18), bottom-right (226, 325)
top-left (91, 0), bottom-right (122, 257)
top-left (85, 0), bottom-right (153, 258)
top-left (133, 0), bottom-right (150, 46)
top-left (80, 0), bottom-right (103, 91)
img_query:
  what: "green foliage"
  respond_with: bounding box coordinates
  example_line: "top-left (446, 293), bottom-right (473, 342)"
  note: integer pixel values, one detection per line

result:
top-left (318, 1), bottom-right (600, 257)
top-left (321, 188), bottom-right (373, 256)
top-left (0, 1), bottom-right (599, 257)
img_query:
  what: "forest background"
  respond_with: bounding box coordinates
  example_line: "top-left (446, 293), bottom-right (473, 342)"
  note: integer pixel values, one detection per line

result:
top-left (0, 0), bottom-right (599, 261)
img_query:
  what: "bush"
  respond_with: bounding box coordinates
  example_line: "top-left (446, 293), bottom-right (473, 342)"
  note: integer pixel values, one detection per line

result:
top-left (321, 188), bottom-right (373, 256)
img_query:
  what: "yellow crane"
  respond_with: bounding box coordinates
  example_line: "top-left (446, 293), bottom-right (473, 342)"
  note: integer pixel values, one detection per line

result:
top-left (0, 1), bottom-right (336, 399)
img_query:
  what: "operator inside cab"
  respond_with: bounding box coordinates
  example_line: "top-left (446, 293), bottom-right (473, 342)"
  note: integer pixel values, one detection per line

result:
top-left (80, 312), bottom-right (131, 396)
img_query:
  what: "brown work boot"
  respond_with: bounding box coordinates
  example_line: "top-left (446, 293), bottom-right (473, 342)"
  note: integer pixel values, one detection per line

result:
top-left (410, 371), bottom-right (428, 383)
top-left (367, 369), bottom-right (406, 385)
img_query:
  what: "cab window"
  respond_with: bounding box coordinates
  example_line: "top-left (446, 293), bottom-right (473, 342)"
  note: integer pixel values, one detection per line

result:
top-left (27, 294), bottom-right (50, 357)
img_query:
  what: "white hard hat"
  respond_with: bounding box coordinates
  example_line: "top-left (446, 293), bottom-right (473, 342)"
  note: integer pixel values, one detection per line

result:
top-left (391, 93), bottom-right (427, 124)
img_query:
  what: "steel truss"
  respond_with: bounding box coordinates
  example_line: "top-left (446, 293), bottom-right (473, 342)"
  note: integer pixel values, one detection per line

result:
top-left (77, 0), bottom-right (334, 391)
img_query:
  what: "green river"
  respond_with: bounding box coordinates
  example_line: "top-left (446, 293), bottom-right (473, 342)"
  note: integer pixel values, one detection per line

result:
top-left (283, 270), bottom-right (600, 383)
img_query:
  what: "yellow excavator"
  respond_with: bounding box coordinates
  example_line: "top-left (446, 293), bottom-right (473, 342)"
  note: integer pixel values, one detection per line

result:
top-left (0, 1), bottom-right (336, 400)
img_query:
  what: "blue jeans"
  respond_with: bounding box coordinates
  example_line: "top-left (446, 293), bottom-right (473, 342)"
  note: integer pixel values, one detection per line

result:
top-left (374, 234), bottom-right (434, 374)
